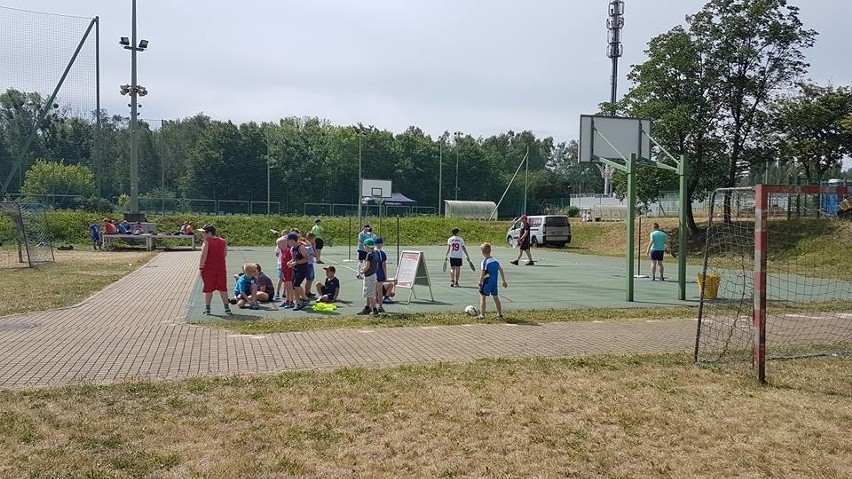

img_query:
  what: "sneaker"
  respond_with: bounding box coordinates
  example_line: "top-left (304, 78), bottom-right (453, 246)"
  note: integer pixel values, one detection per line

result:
top-left (273, 294), bottom-right (280, 302)
top-left (316, 260), bottom-right (324, 264)
top-left (224, 307), bottom-right (234, 316)
top-left (293, 301), bottom-right (305, 311)
top-left (371, 308), bottom-right (380, 316)
top-left (383, 297), bottom-right (394, 304)
top-left (284, 303), bottom-right (295, 309)
top-left (525, 261), bottom-right (535, 265)
top-left (450, 283), bottom-right (455, 287)
top-left (476, 314), bottom-right (485, 320)
top-left (377, 306), bottom-right (385, 313)
top-left (357, 307), bottom-right (371, 315)
top-left (202, 308), bottom-right (211, 316)
top-left (510, 260), bottom-right (519, 265)
top-left (249, 303), bottom-right (260, 310)
top-left (356, 274), bottom-right (364, 280)
top-left (660, 276), bottom-right (665, 282)
top-left (651, 277), bottom-right (656, 281)
top-left (229, 298), bottom-right (237, 305)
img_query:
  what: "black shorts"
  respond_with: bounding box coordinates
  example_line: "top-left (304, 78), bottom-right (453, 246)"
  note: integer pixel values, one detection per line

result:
top-left (315, 238), bottom-right (324, 250)
top-left (650, 250), bottom-right (664, 261)
top-left (519, 239), bottom-right (531, 251)
top-left (292, 267), bottom-right (308, 288)
top-left (358, 250), bottom-right (368, 261)
top-left (449, 257), bottom-right (463, 267)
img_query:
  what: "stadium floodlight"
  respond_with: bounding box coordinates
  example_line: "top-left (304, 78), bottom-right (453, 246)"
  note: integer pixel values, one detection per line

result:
top-left (119, 36), bottom-right (130, 46)
top-left (138, 39), bottom-right (148, 50)
top-left (120, 84), bottom-right (131, 95)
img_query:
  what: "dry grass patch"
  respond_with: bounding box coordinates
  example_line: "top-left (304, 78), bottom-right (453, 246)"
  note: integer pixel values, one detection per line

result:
top-left (0, 249), bottom-right (155, 317)
top-left (1, 354), bottom-right (851, 478)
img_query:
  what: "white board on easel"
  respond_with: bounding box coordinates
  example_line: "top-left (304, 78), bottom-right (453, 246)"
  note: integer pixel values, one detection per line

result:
top-left (395, 250), bottom-right (434, 303)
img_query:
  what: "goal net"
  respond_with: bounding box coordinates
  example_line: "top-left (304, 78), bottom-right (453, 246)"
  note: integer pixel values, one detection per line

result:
top-left (695, 185), bottom-right (852, 382)
top-left (0, 6), bottom-right (99, 199)
top-left (0, 202), bottom-right (54, 268)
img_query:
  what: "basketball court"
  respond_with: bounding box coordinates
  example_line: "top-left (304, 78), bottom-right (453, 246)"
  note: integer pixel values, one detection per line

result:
top-left (186, 244), bottom-right (704, 322)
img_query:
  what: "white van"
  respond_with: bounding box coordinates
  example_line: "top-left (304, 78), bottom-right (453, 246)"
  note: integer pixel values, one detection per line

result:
top-left (506, 215), bottom-right (572, 248)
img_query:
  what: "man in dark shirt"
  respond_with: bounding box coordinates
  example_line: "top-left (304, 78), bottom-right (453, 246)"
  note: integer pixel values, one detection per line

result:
top-left (510, 215), bottom-right (535, 265)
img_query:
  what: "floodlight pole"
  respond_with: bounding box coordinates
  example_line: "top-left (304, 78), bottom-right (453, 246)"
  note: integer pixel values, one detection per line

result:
top-left (523, 146), bottom-right (529, 214)
top-left (438, 140), bottom-right (443, 215)
top-left (129, 0), bottom-right (139, 213)
top-left (357, 136), bottom-right (362, 227)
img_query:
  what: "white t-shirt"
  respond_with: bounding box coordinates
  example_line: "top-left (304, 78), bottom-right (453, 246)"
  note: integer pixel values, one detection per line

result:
top-left (447, 235), bottom-right (465, 259)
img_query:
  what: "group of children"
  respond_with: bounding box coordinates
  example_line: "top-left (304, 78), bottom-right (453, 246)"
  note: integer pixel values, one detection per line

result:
top-left (198, 218), bottom-right (509, 320)
top-left (88, 219), bottom-right (147, 250)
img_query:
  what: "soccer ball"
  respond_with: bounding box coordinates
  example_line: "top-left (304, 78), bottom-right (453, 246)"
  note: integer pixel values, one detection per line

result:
top-left (464, 305), bottom-right (479, 316)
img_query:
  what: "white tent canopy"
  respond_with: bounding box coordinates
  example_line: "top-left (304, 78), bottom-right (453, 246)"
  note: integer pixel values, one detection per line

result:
top-left (443, 200), bottom-right (497, 220)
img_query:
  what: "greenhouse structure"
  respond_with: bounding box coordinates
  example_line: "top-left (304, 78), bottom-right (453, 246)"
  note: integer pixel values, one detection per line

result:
top-left (443, 200), bottom-right (498, 220)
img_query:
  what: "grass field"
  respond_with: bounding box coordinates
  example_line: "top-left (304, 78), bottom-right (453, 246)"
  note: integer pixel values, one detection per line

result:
top-left (0, 249), bottom-right (155, 317)
top-left (1, 354), bottom-right (850, 478)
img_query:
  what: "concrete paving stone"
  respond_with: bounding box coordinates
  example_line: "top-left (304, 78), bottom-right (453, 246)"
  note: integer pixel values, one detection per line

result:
top-left (0, 250), bottom-right (703, 389)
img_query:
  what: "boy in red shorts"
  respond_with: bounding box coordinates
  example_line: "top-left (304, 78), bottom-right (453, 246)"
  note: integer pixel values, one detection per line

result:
top-left (198, 224), bottom-right (233, 316)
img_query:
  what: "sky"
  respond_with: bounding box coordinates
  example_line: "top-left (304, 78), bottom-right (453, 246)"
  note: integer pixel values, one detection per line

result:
top-left (2, 0), bottom-right (851, 145)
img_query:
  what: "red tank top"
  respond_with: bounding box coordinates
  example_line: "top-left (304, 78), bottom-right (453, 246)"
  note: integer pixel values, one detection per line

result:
top-left (204, 237), bottom-right (227, 271)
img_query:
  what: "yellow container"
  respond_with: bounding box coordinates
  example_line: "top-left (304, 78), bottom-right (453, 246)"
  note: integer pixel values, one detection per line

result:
top-left (697, 273), bottom-right (721, 299)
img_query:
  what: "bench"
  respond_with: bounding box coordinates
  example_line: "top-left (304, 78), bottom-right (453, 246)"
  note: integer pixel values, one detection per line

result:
top-left (103, 233), bottom-right (155, 251)
top-left (152, 234), bottom-right (196, 250)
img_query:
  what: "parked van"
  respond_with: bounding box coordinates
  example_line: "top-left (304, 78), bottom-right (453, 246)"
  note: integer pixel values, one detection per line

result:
top-left (506, 215), bottom-right (572, 248)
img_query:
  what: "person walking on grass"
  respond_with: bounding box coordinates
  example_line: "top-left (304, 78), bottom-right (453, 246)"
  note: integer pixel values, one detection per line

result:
top-left (647, 222), bottom-right (668, 281)
top-left (310, 218), bottom-right (325, 264)
top-left (510, 215), bottom-right (534, 265)
top-left (444, 227), bottom-right (471, 287)
top-left (198, 224), bottom-right (232, 316)
top-left (478, 243), bottom-right (508, 320)
top-left (89, 220), bottom-right (102, 250)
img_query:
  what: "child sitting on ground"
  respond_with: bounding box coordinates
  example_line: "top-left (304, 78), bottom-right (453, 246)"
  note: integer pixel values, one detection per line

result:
top-left (316, 266), bottom-right (341, 302)
top-left (254, 263), bottom-right (274, 302)
top-left (233, 263), bottom-right (261, 310)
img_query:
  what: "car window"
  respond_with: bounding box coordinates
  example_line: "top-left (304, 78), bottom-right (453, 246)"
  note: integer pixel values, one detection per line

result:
top-left (545, 216), bottom-right (568, 227)
top-left (530, 218), bottom-right (542, 227)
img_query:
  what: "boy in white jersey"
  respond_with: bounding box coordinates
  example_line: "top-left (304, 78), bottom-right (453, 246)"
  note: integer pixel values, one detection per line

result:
top-left (444, 227), bottom-right (471, 287)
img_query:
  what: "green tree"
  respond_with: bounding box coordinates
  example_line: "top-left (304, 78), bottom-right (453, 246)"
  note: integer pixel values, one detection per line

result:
top-left (619, 0), bottom-right (816, 230)
top-left (21, 160), bottom-right (96, 208)
top-left (772, 82), bottom-right (852, 182)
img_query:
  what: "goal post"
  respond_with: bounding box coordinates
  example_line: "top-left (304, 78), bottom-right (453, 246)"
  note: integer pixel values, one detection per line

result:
top-left (0, 202), bottom-right (54, 268)
top-left (695, 185), bottom-right (852, 383)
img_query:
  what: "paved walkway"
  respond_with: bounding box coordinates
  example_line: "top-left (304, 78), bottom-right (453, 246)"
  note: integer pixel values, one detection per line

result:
top-left (0, 252), bottom-right (696, 389)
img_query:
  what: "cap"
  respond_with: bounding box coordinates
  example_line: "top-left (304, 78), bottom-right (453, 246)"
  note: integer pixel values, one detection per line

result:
top-left (199, 224), bottom-right (216, 235)
top-left (286, 232), bottom-right (299, 241)
top-left (364, 238), bottom-right (375, 248)
top-left (323, 265), bottom-right (336, 272)
top-left (374, 237), bottom-right (384, 244)
top-left (364, 224), bottom-right (371, 229)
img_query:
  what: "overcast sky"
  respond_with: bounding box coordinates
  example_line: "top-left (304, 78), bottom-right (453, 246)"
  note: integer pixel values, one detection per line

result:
top-left (2, 1), bottom-right (851, 144)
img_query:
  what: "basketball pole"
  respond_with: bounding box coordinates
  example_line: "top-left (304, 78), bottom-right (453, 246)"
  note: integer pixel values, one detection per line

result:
top-left (626, 154), bottom-right (636, 302)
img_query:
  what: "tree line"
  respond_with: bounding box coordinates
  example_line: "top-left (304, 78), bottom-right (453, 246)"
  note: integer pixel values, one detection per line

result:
top-left (2, 0), bottom-right (851, 228)
top-left (0, 91), bottom-right (598, 216)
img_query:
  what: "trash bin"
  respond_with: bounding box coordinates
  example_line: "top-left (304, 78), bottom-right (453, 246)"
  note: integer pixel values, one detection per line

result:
top-left (697, 273), bottom-right (721, 299)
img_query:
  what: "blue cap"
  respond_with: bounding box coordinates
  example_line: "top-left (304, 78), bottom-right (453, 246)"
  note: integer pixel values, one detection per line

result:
top-left (286, 233), bottom-right (298, 241)
top-left (374, 237), bottom-right (384, 244)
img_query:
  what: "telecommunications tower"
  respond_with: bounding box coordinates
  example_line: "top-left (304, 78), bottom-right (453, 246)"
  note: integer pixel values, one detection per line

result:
top-left (599, 0), bottom-right (624, 197)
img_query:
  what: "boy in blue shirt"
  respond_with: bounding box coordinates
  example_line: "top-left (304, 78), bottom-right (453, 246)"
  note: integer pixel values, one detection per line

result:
top-left (88, 221), bottom-right (101, 250)
top-left (478, 243), bottom-right (508, 320)
top-left (233, 263), bottom-right (260, 310)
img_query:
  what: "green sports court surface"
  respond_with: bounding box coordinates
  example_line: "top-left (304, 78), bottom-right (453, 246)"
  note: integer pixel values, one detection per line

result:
top-left (186, 244), bottom-right (704, 322)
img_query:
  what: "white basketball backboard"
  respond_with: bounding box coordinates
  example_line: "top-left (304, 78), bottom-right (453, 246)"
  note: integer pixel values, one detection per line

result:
top-left (361, 178), bottom-right (392, 198)
top-left (579, 115), bottom-right (652, 163)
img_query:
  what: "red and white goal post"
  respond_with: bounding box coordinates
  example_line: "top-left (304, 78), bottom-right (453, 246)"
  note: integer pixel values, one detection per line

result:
top-left (695, 184), bottom-right (852, 383)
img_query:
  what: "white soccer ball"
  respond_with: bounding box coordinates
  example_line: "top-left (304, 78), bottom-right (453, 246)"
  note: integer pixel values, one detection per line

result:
top-left (464, 305), bottom-right (479, 316)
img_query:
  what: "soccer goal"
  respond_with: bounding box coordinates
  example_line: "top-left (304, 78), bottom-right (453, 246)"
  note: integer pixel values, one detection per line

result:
top-left (694, 185), bottom-right (852, 383)
top-left (0, 202), bottom-right (54, 268)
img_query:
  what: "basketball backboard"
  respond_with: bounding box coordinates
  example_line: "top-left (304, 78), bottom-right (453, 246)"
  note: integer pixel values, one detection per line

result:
top-left (579, 115), bottom-right (652, 163)
top-left (361, 178), bottom-right (392, 198)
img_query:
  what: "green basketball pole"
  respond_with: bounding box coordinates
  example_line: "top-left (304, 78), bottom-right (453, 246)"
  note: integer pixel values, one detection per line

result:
top-left (626, 154), bottom-right (636, 302)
